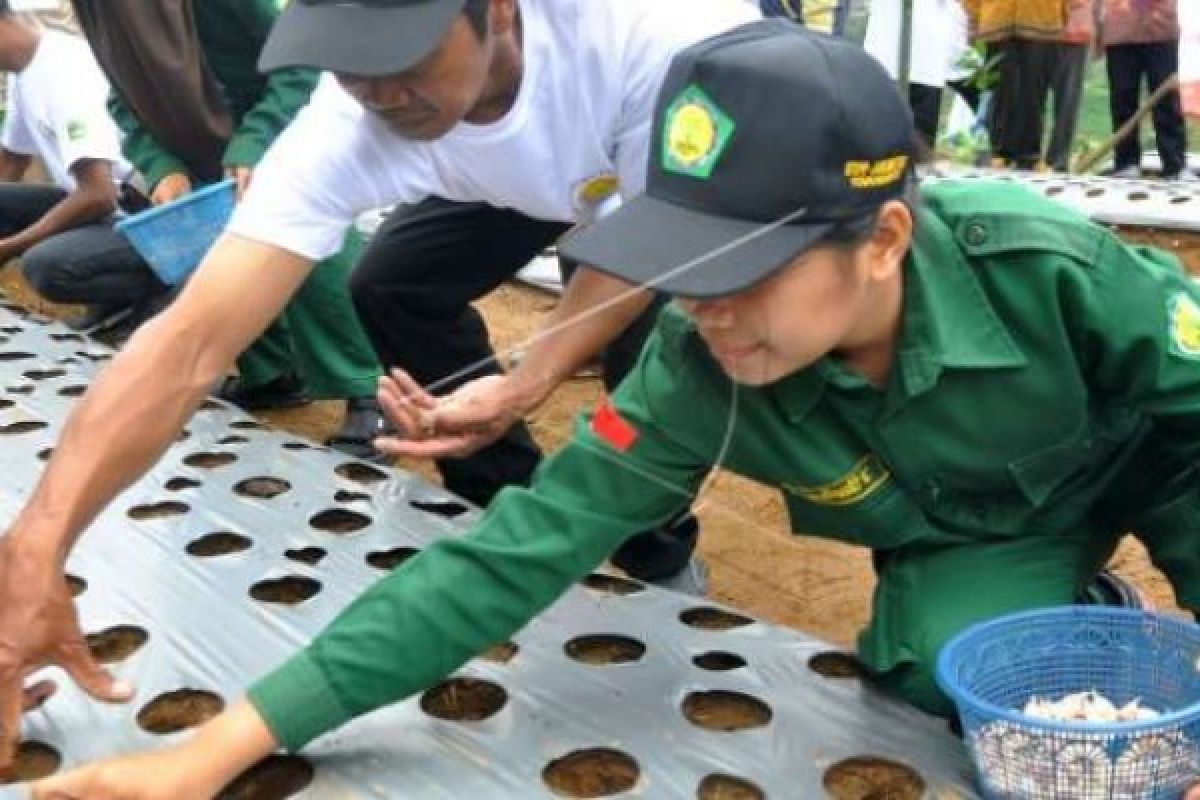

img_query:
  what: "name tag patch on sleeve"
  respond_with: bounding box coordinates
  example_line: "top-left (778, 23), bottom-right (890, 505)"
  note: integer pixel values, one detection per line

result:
top-left (1168, 292), bottom-right (1200, 361)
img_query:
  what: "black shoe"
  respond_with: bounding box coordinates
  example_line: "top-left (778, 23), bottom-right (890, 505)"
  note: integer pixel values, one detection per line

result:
top-left (325, 396), bottom-right (392, 462)
top-left (217, 371), bottom-right (310, 411)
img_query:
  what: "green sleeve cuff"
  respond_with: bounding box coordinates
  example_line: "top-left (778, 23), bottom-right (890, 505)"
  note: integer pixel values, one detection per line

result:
top-left (140, 154), bottom-right (191, 193)
top-left (222, 138), bottom-right (265, 170)
top-left (248, 649), bottom-right (352, 752)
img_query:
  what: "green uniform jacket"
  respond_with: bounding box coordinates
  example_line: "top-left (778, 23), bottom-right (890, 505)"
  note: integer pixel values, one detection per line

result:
top-left (109, 0), bottom-right (317, 190)
top-left (250, 180), bottom-right (1200, 748)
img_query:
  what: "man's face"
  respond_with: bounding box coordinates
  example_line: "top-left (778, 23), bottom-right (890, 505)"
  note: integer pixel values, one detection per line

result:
top-left (335, 13), bottom-right (494, 141)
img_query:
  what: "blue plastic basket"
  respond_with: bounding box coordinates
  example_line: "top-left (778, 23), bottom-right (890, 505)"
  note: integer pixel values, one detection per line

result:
top-left (937, 606), bottom-right (1200, 799)
top-left (115, 179), bottom-right (235, 285)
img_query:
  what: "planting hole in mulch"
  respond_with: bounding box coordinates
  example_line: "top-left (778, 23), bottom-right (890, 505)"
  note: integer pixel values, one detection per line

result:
top-left (682, 690), bottom-right (772, 732)
top-left (57, 356), bottom-right (80, 365)
top-left (249, 576), bottom-right (321, 605)
top-left (217, 755), bottom-right (315, 800)
top-left (310, 508), bottom-right (371, 534)
top-left (166, 477), bottom-right (202, 491)
top-left (6, 384), bottom-right (33, 394)
top-left (420, 677), bottom-right (508, 722)
top-left (284, 547), bottom-right (327, 566)
top-left (0, 398), bottom-right (10, 409)
top-left (808, 651), bottom-right (867, 680)
top-left (410, 499), bottom-right (468, 518)
top-left (282, 441), bottom-right (311, 451)
top-left (581, 573), bottom-right (645, 596)
top-left (57, 384), bottom-right (87, 397)
top-left (335, 489), bottom-right (370, 503)
top-left (76, 351), bottom-right (112, 362)
top-left (65, 574), bottom-right (86, 596)
top-left (0, 324), bottom-right (21, 333)
top-left (23, 368), bottom-right (65, 381)
top-left (0, 741), bottom-right (61, 783)
top-left (217, 435), bottom-right (249, 446)
top-left (187, 532), bottom-right (253, 557)
top-left (234, 477), bottom-right (291, 500)
top-left (183, 451), bottom-right (238, 469)
top-left (692, 651), bottom-right (747, 672)
top-left (137, 689), bottom-right (225, 735)
top-left (542, 748), bottom-right (639, 798)
top-left (230, 419), bottom-right (265, 430)
top-left (0, 352), bottom-right (34, 361)
top-left (0, 420), bottom-right (46, 434)
top-left (680, 607), bottom-right (754, 631)
top-left (86, 625), bottom-right (148, 664)
top-left (477, 641), bottom-right (519, 664)
top-left (365, 546), bottom-right (419, 571)
top-left (49, 332), bottom-right (84, 342)
top-left (198, 400), bottom-right (223, 411)
top-left (822, 757), bottom-right (926, 800)
top-left (128, 501), bottom-right (190, 520)
top-left (1129, 191), bottom-right (1150, 202)
top-left (37, 447), bottom-right (52, 461)
top-left (334, 462), bottom-right (387, 484)
top-left (697, 773), bottom-right (765, 800)
top-left (564, 634), bottom-right (646, 666)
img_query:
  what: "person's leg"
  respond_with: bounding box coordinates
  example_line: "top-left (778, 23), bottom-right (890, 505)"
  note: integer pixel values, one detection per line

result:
top-left (1019, 40), bottom-right (1054, 169)
top-left (20, 223), bottom-right (165, 306)
top-left (1143, 40), bottom-right (1187, 178)
top-left (987, 39), bottom-right (1023, 165)
top-left (1045, 42), bottom-right (1088, 171)
top-left (350, 198), bottom-right (567, 506)
top-left (0, 184), bottom-right (65, 240)
top-left (1106, 43), bottom-right (1145, 174)
top-left (907, 83), bottom-right (944, 151)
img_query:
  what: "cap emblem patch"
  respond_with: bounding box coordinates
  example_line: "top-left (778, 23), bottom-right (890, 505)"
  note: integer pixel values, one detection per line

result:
top-left (662, 85), bottom-right (734, 179)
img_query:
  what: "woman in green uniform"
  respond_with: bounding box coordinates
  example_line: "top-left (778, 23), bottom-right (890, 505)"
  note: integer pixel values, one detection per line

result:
top-left (31, 20), bottom-right (1200, 797)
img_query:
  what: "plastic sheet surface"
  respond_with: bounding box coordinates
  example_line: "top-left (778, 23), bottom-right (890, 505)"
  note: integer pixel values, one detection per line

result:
top-left (0, 298), bottom-right (981, 798)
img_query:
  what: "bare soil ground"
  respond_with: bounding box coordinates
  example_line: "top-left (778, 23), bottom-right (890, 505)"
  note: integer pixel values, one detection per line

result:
top-left (2, 225), bottom-right (1197, 648)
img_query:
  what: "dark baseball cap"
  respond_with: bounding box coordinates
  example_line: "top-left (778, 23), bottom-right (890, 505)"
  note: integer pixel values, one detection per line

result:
top-left (559, 19), bottom-right (917, 299)
top-left (260, 0), bottom-right (468, 76)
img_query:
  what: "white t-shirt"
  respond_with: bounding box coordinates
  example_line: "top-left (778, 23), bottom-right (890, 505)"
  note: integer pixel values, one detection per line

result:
top-left (1, 29), bottom-right (132, 191)
top-left (230, 0), bottom-right (760, 262)
top-left (863, 0), bottom-right (969, 88)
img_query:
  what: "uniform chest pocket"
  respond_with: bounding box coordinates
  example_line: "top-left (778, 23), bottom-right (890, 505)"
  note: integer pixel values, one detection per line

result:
top-left (1008, 434), bottom-right (1101, 507)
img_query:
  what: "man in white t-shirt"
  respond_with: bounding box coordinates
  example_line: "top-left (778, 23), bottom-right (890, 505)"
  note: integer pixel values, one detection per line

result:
top-left (0, 2), bottom-right (159, 331)
top-left (0, 0), bottom-right (763, 757)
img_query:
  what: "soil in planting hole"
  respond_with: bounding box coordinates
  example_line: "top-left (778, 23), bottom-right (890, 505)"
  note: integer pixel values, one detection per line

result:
top-left (166, 477), bottom-right (202, 491)
top-left (230, 419), bottom-right (264, 430)
top-left (234, 477), bottom-right (291, 499)
top-left (808, 651), bottom-right (867, 680)
top-left (137, 689), bottom-right (225, 734)
top-left (128, 501), bottom-right (190, 520)
top-left (335, 489), bottom-right (369, 503)
top-left (564, 634), bottom-right (646, 665)
top-left (77, 351), bottom-right (112, 362)
top-left (0, 741), bottom-right (61, 783)
top-left (0, 351), bottom-right (34, 361)
top-left (822, 757), bottom-right (926, 800)
top-left (183, 451), bottom-right (238, 469)
top-left (680, 607), bottom-right (754, 631)
top-left (57, 384), bottom-right (87, 397)
top-left (6, 384), bottom-right (33, 394)
top-left (477, 641), bottom-right (519, 664)
top-left (50, 332), bottom-right (83, 343)
top-left (335, 462), bottom-right (387, 484)
top-left (419, 677), bottom-right (507, 721)
top-left (250, 576), bottom-right (321, 605)
top-left (366, 546), bottom-right (419, 571)
top-left (217, 435), bottom-right (249, 445)
top-left (37, 447), bottom-right (52, 461)
top-left (410, 499), bottom-right (468, 518)
top-left (199, 400), bottom-right (224, 411)
top-left (282, 441), bottom-right (311, 450)
top-left (310, 508), bottom-right (370, 534)
top-left (581, 573), bottom-right (645, 595)
top-left (0, 420), bottom-right (46, 434)
top-left (86, 625), bottom-right (148, 664)
top-left (23, 368), bottom-right (65, 381)
top-left (697, 773), bottom-right (765, 800)
top-left (682, 690), bottom-right (772, 732)
top-left (693, 651), bottom-right (747, 671)
top-left (187, 532), bottom-right (253, 557)
top-left (285, 547), bottom-right (327, 565)
top-left (218, 755), bottom-right (315, 800)
top-left (543, 748), bottom-right (639, 798)
top-left (65, 573), bottom-right (86, 596)
top-left (0, 398), bottom-right (10, 409)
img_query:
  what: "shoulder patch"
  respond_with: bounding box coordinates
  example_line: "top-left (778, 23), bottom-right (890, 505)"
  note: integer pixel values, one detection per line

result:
top-left (1167, 291), bottom-right (1200, 361)
top-left (66, 119), bottom-right (87, 142)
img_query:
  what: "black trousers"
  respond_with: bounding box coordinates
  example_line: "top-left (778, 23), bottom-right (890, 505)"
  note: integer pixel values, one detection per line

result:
top-left (0, 183), bottom-right (164, 306)
top-left (989, 40), bottom-right (1087, 170)
top-left (350, 198), bottom-right (696, 579)
top-left (1106, 41), bottom-right (1187, 177)
top-left (908, 84), bottom-right (943, 151)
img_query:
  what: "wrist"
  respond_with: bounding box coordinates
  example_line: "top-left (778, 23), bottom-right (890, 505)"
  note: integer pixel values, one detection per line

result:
top-left (187, 701), bottom-right (280, 791)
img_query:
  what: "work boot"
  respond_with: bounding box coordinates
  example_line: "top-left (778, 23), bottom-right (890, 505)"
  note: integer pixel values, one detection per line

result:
top-left (325, 395), bottom-right (392, 462)
top-left (217, 371), bottom-right (310, 411)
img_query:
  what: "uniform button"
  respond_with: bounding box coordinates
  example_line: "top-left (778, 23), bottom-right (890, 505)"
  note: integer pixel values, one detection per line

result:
top-left (964, 222), bottom-right (988, 247)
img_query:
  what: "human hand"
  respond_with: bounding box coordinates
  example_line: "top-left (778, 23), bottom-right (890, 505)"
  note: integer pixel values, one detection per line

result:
top-left (30, 742), bottom-right (222, 800)
top-left (1184, 784), bottom-right (1200, 800)
top-left (374, 369), bottom-right (527, 460)
top-left (149, 173), bottom-right (192, 206)
top-left (0, 537), bottom-right (133, 772)
top-left (226, 166), bottom-right (253, 203)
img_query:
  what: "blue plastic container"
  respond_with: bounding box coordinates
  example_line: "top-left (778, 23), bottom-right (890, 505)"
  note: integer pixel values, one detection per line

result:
top-left (937, 606), bottom-right (1200, 799)
top-left (115, 179), bottom-right (235, 285)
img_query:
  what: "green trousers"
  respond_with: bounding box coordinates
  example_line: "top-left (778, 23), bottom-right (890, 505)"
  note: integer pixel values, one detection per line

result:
top-left (235, 230), bottom-right (380, 398)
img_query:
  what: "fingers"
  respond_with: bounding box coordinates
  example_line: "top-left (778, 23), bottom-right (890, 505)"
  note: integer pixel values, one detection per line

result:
top-left (382, 370), bottom-right (435, 408)
top-left (0, 669), bottom-right (23, 772)
top-left (58, 642), bottom-right (133, 705)
top-left (373, 431), bottom-right (483, 460)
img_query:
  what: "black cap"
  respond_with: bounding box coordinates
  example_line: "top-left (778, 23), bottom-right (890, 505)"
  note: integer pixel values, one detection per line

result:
top-left (260, 0), bottom-right (467, 76)
top-left (560, 19), bottom-right (916, 299)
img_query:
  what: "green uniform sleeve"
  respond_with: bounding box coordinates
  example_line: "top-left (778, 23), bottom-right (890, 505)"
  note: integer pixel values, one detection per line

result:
top-left (222, 65), bottom-right (319, 169)
top-left (248, 323), bottom-right (714, 751)
top-left (107, 90), bottom-right (188, 190)
top-left (1068, 232), bottom-right (1200, 609)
